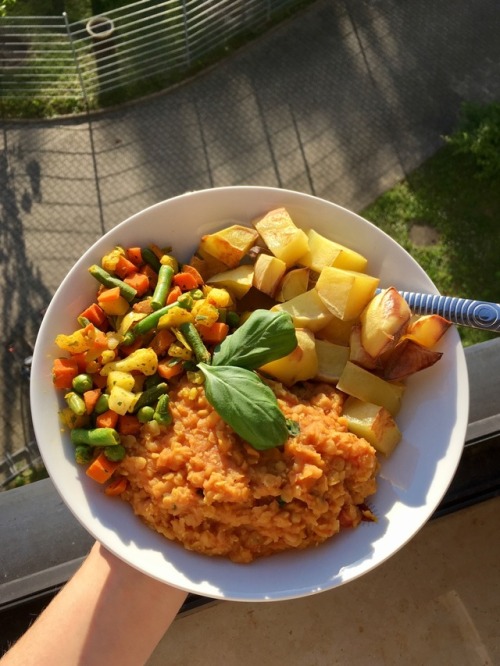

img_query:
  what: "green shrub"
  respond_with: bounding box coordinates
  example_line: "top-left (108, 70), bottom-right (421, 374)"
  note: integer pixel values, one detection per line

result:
top-left (445, 102), bottom-right (500, 180)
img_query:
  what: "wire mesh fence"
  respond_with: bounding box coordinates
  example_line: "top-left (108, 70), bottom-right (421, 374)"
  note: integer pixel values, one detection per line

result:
top-left (0, 0), bottom-right (307, 112)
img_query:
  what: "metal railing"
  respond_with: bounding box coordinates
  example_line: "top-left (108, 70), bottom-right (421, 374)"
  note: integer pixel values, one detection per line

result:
top-left (0, 0), bottom-right (305, 106)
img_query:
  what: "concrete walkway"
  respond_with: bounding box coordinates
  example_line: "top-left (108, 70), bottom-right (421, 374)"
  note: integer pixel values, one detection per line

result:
top-left (1, 0), bottom-right (500, 483)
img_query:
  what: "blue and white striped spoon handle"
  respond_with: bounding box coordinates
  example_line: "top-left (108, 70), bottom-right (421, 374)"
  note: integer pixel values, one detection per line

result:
top-left (398, 291), bottom-right (500, 332)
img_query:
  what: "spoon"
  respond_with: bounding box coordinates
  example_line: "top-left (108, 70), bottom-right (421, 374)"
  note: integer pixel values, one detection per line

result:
top-left (396, 291), bottom-right (500, 332)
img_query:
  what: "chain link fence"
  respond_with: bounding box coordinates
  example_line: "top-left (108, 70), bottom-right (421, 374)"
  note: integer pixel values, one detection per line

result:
top-left (1, 0), bottom-right (500, 489)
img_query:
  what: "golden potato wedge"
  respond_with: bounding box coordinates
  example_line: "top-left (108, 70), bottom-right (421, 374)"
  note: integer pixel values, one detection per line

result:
top-left (381, 338), bottom-right (443, 381)
top-left (315, 266), bottom-right (380, 321)
top-left (191, 249), bottom-right (230, 279)
top-left (253, 208), bottom-right (309, 268)
top-left (260, 328), bottom-right (317, 386)
top-left (299, 228), bottom-right (368, 273)
top-left (275, 267), bottom-right (310, 302)
top-left (199, 225), bottom-right (259, 268)
top-left (360, 287), bottom-right (411, 359)
top-left (252, 253), bottom-right (287, 298)
top-left (271, 289), bottom-right (333, 333)
top-left (314, 339), bottom-right (349, 383)
top-left (342, 396), bottom-right (401, 456)
top-left (405, 314), bottom-right (452, 348)
top-left (336, 361), bottom-right (405, 416)
top-left (207, 264), bottom-right (254, 299)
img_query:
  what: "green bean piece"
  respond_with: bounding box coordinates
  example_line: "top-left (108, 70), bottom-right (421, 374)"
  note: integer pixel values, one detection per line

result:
top-left (75, 445), bottom-right (93, 465)
top-left (94, 393), bottom-right (110, 415)
top-left (72, 373), bottom-right (94, 394)
top-left (137, 405), bottom-right (155, 423)
top-left (154, 394), bottom-right (172, 426)
top-left (132, 382), bottom-right (168, 413)
top-left (88, 264), bottom-right (137, 302)
top-left (143, 373), bottom-right (162, 390)
top-left (121, 300), bottom-right (183, 345)
top-left (65, 392), bottom-right (86, 416)
top-left (104, 444), bottom-right (126, 462)
top-left (141, 247), bottom-right (162, 273)
top-left (70, 427), bottom-right (121, 447)
top-left (151, 264), bottom-right (174, 311)
top-left (190, 288), bottom-right (204, 301)
top-left (179, 322), bottom-right (211, 364)
top-left (77, 316), bottom-right (92, 328)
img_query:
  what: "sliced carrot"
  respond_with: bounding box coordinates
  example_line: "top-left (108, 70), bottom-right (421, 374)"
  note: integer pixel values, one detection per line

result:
top-left (86, 452), bottom-right (120, 484)
top-left (91, 372), bottom-right (108, 389)
top-left (157, 359), bottom-right (184, 380)
top-left (52, 357), bottom-right (79, 389)
top-left (141, 264), bottom-right (158, 289)
top-left (166, 285), bottom-right (182, 304)
top-left (71, 352), bottom-right (88, 373)
top-left (104, 477), bottom-right (128, 497)
top-left (87, 325), bottom-right (109, 352)
top-left (149, 328), bottom-right (175, 357)
top-left (198, 321), bottom-right (229, 344)
top-left (173, 272), bottom-right (199, 291)
top-left (79, 303), bottom-right (107, 328)
top-left (126, 247), bottom-right (143, 266)
top-left (118, 413), bottom-right (141, 435)
top-left (124, 271), bottom-right (150, 297)
top-left (97, 286), bottom-right (121, 304)
top-left (96, 409), bottom-right (119, 429)
top-left (114, 255), bottom-right (137, 279)
top-left (83, 388), bottom-right (102, 415)
top-left (181, 264), bottom-right (204, 286)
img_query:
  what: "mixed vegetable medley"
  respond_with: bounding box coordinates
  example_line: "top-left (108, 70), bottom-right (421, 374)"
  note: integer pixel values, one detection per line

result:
top-left (52, 207), bottom-right (452, 494)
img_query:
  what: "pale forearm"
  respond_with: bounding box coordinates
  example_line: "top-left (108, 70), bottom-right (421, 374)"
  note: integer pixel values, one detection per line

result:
top-left (1, 542), bottom-right (187, 666)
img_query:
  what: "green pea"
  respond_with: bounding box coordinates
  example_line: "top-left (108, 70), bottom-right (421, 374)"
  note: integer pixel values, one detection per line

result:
top-left (137, 406), bottom-right (155, 423)
top-left (72, 374), bottom-right (94, 394)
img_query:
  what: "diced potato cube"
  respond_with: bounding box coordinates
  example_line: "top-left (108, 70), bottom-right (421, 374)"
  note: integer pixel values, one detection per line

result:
top-left (342, 396), bottom-right (401, 456)
top-left (253, 208), bottom-right (309, 268)
top-left (315, 267), bottom-right (379, 321)
top-left (336, 361), bottom-right (405, 416)
top-left (314, 339), bottom-right (349, 383)
top-left (298, 229), bottom-right (343, 272)
top-left (275, 267), bottom-right (310, 302)
top-left (271, 289), bottom-right (333, 333)
top-left (108, 385), bottom-right (138, 416)
top-left (252, 253), bottom-right (287, 297)
top-left (260, 329), bottom-right (317, 386)
top-left (106, 370), bottom-right (136, 393)
top-left (315, 315), bottom-right (355, 346)
top-left (97, 293), bottom-right (130, 316)
top-left (207, 265), bottom-right (254, 299)
top-left (199, 225), bottom-right (259, 268)
top-left (349, 323), bottom-right (377, 370)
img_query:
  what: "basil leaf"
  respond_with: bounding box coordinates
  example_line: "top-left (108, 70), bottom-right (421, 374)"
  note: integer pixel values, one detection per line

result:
top-left (212, 309), bottom-right (297, 370)
top-left (198, 363), bottom-right (289, 450)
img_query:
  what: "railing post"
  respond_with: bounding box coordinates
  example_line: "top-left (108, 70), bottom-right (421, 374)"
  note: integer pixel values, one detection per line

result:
top-left (63, 11), bottom-right (90, 110)
top-left (181, 0), bottom-right (191, 67)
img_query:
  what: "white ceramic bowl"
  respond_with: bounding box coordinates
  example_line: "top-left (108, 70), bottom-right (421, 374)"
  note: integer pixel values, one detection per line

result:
top-left (30, 186), bottom-right (469, 602)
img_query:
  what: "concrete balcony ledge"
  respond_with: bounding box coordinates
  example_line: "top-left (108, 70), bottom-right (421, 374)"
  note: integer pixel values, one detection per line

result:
top-left (1, 338), bottom-right (499, 649)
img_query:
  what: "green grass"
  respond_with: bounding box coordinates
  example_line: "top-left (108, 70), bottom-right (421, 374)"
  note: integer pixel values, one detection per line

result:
top-left (361, 104), bottom-right (500, 347)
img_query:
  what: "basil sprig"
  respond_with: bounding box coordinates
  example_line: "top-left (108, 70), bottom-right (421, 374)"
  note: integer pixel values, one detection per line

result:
top-left (197, 309), bottom-right (298, 450)
top-left (212, 309), bottom-right (297, 370)
top-left (198, 364), bottom-right (290, 450)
